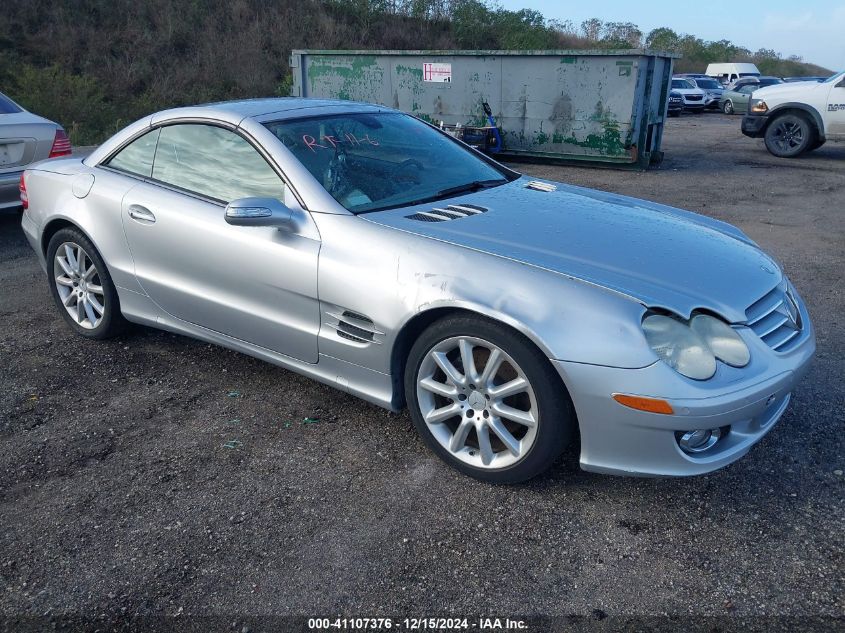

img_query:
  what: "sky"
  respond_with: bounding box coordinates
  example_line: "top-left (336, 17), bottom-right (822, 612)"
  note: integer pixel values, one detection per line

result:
top-left (496, 0), bottom-right (845, 71)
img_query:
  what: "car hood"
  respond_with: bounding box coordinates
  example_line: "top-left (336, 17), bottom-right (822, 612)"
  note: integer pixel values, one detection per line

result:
top-left (673, 88), bottom-right (705, 95)
top-left (753, 81), bottom-right (824, 100)
top-left (363, 178), bottom-right (781, 323)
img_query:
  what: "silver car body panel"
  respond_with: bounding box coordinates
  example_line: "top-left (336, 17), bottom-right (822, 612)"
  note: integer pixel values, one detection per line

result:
top-left (363, 180), bottom-right (779, 325)
top-left (22, 98), bottom-right (816, 476)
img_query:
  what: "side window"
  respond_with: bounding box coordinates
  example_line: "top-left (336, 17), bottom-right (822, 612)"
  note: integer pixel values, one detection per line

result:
top-left (106, 128), bottom-right (161, 177)
top-left (740, 85), bottom-right (756, 94)
top-left (152, 124), bottom-right (285, 203)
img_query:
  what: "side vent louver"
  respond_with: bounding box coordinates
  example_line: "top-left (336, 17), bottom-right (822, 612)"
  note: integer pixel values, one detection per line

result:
top-left (406, 204), bottom-right (488, 222)
top-left (525, 181), bottom-right (557, 192)
top-left (326, 309), bottom-right (383, 345)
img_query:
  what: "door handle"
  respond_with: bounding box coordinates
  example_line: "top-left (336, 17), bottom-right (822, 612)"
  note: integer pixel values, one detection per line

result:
top-left (128, 204), bottom-right (156, 224)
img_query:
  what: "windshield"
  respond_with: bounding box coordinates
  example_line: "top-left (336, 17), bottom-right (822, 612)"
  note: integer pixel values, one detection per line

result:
top-left (739, 73), bottom-right (760, 78)
top-left (0, 93), bottom-right (23, 114)
top-left (671, 79), bottom-right (693, 89)
top-left (264, 112), bottom-right (512, 213)
top-left (695, 78), bottom-right (721, 89)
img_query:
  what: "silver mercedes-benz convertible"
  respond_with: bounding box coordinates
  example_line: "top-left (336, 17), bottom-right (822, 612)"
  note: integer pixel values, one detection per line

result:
top-left (20, 98), bottom-right (815, 482)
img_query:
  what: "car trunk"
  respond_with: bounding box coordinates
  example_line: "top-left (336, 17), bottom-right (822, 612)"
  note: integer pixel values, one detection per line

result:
top-left (0, 114), bottom-right (56, 174)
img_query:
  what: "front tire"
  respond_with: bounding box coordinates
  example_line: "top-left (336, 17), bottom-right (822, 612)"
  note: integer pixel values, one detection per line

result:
top-left (46, 227), bottom-right (127, 339)
top-left (405, 315), bottom-right (575, 483)
top-left (764, 113), bottom-right (815, 158)
top-left (722, 100), bottom-right (734, 115)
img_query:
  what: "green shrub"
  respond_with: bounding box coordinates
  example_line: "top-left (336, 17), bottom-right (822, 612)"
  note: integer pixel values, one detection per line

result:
top-left (8, 65), bottom-right (113, 145)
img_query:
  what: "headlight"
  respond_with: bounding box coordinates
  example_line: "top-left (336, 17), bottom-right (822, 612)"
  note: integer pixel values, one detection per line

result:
top-left (642, 313), bottom-right (750, 380)
top-left (642, 314), bottom-right (717, 380)
top-left (690, 314), bottom-right (750, 367)
top-left (750, 99), bottom-right (768, 113)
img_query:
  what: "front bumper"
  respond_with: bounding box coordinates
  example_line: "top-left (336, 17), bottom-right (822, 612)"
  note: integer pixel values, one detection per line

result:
top-left (742, 113), bottom-right (769, 137)
top-left (554, 300), bottom-right (815, 477)
top-left (705, 95), bottom-right (722, 109)
top-left (0, 170), bottom-right (23, 210)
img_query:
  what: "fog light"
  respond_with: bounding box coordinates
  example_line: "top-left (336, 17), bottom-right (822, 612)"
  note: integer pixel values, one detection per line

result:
top-left (678, 427), bottom-right (722, 454)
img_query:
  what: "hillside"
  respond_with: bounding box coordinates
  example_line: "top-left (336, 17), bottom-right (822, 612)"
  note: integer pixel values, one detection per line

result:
top-left (0, 0), bottom-right (833, 144)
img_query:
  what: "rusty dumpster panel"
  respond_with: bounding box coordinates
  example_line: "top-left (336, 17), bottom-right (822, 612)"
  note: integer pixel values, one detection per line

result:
top-left (290, 49), bottom-right (678, 169)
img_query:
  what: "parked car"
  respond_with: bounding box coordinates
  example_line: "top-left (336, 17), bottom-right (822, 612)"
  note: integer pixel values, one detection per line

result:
top-left (683, 76), bottom-right (725, 109)
top-left (706, 63), bottom-right (761, 86)
top-left (0, 92), bottom-right (71, 210)
top-left (720, 84), bottom-right (760, 114)
top-left (667, 90), bottom-right (684, 116)
top-left (19, 99), bottom-right (815, 482)
top-left (742, 70), bottom-right (845, 157)
top-left (670, 78), bottom-right (706, 113)
top-left (730, 76), bottom-right (783, 90)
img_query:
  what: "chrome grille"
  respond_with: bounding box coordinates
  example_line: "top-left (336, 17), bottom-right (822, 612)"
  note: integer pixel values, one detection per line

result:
top-left (745, 282), bottom-right (803, 352)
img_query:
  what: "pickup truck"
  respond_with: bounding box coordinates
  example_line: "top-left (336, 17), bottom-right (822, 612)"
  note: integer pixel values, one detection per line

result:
top-left (741, 71), bottom-right (845, 157)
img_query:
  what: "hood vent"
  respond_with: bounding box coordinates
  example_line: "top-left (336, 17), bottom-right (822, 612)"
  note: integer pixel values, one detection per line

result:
top-left (406, 204), bottom-right (488, 223)
top-left (326, 309), bottom-right (383, 345)
top-left (525, 181), bottom-right (557, 192)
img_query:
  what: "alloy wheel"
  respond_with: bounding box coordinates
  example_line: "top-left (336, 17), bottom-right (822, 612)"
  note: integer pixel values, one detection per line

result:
top-left (771, 120), bottom-right (805, 152)
top-left (415, 336), bottom-right (538, 469)
top-left (53, 241), bottom-right (106, 329)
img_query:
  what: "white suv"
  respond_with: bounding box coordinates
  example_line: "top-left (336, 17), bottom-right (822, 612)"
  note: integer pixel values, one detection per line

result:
top-left (741, 71), bottom-right (845, 157)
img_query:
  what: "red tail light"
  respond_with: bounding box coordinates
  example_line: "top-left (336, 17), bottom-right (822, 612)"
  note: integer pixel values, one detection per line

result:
top-left (48, 128), bottom-right (72, 158)
top-left (19, 173), bottom-right (28, 210)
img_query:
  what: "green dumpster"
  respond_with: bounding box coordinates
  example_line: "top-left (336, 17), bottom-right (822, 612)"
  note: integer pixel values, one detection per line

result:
top-left (290, 49), bottom-right (679, 169)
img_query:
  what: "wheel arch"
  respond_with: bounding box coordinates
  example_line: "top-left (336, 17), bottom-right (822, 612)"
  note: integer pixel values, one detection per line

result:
top-left (389, 305), bottom-right (574, 414)
top-left (764, 103), bottom-right (826, 141)
top-left (41, 217), bottom-right (96, 258)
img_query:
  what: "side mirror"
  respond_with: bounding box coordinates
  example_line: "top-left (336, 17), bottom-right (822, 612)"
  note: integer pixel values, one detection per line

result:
top-left (224, 197), bottom-right (300, 229)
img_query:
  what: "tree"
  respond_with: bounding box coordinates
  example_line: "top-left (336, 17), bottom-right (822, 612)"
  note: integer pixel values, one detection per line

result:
top-left (580, 18), bottom-right (603, 41)
top-left (645, 27), bottom-right (679, 51)
top-left (601, 21), bottom-right (642, 47)
top-left (754, 48), bottom-right (781, 60)
top-left (451, 0), bottom-right (495, 48)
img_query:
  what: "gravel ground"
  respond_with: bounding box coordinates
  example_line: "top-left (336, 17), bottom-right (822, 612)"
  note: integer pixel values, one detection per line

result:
top-left (1, 113), bottom-right (843, 632)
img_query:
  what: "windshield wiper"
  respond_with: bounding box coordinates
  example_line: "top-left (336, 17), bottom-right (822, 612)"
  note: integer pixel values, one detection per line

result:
top-left (434, 179), bottom-right (508, 198)
top-left (393, 178), bottom-right (507, 209)
top-left (355, 178), bottom-right (509, 214)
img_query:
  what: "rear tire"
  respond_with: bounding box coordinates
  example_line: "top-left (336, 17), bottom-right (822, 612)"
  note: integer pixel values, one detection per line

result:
top-left (764, 113), bottom-right (816, 158)
top-left (405, 315), bottom-right (576, 483)
top-left (46, 227), bottom-right (127, 339)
